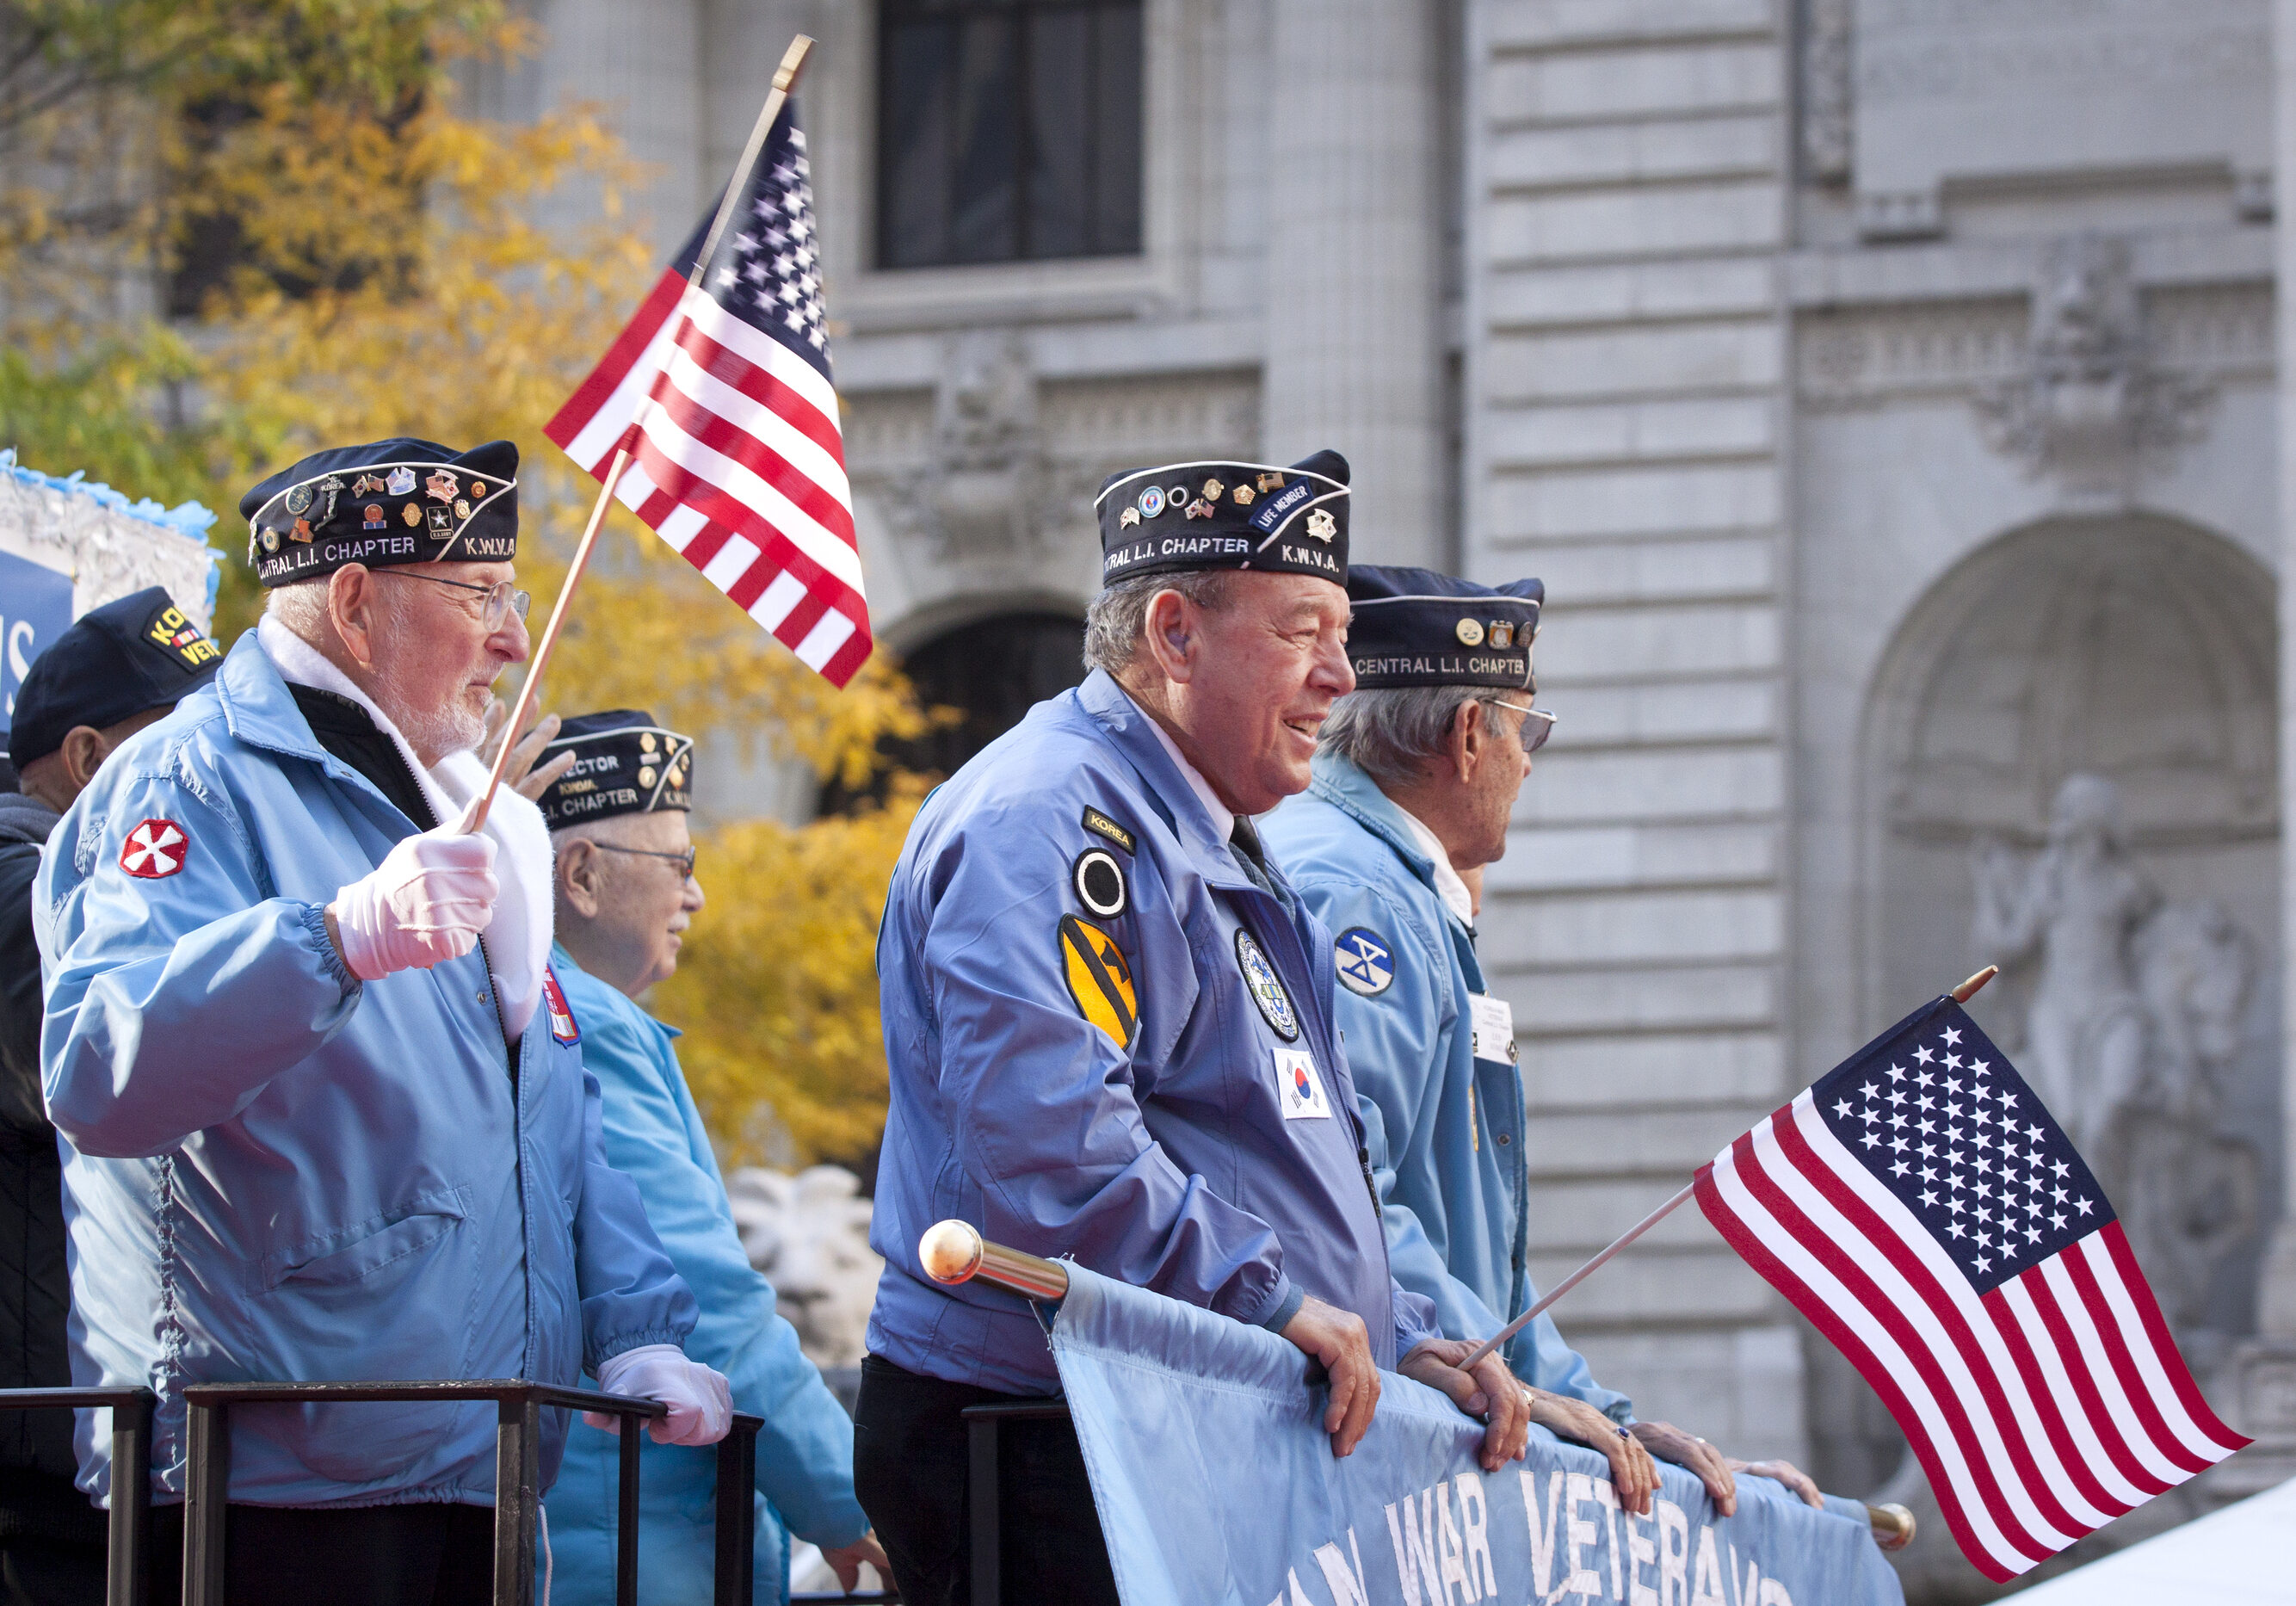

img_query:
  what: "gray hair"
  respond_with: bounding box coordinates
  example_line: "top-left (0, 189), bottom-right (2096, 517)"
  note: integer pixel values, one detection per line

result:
top-left (1082, 570), bottom-right (1234, 675)
top-left (263, 576), bottom-right (332, 641)
top-left (1319, 687), bottom-right (1503, 785)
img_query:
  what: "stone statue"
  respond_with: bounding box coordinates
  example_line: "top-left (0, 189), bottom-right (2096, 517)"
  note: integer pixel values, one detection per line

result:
top-left (725, 1164), bottom-right (882, 1369)
top-left (1970, 774), bottom-right (2262, 1343)
top-left (1970, 774), bottom-right (2157, 1153)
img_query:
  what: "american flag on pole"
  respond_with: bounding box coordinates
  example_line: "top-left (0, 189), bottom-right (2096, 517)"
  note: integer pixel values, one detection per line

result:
top-left (545, 98), bottom-right (871, 687)
top-left (1695, 996), bottom-right (2249, 1581)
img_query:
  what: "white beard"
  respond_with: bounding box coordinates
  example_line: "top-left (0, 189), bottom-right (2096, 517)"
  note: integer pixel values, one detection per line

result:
top-left (257, 615), bottom-right (552, 1038)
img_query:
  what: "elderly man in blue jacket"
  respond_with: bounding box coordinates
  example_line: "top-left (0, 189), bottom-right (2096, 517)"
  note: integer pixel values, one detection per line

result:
top-left (859, 454), bottom-right (1543, 1606)
top-left (1262, 565), bottom-right (1824, 1520)
top-left (531, 712), bottom-right (889, 1603)
top-left (35, 441), bottom-right (730, 1606)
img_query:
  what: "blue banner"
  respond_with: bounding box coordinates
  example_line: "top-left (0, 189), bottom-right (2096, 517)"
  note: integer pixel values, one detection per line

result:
top-left (1049, 1268), bottom-right (1903, 1606)
top-left (1, 551), bottom-right (74, 745)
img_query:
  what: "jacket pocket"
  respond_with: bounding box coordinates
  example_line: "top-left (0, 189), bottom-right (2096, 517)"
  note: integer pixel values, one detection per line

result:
top-left (246, 1191), bottom-right (482, 1485)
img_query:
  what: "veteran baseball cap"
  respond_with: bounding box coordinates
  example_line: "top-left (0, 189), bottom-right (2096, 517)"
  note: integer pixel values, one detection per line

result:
top-left (8, 587), bottom-right (223, 769)
top-left (1343, 565), bottom-right (1543, 691)
top-left (239, 437), bottom-right (519, 588)
top-left (1094, 449), bottom-right (1349, 590)
top-left (534, 711), bottom-right (695, 829)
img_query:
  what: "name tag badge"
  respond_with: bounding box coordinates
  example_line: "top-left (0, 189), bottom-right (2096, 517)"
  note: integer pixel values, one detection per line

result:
top-left (1275, 1047), bottom-right (1332, 1120)
top-left (1470, 993), bottom-right (1517, 1066)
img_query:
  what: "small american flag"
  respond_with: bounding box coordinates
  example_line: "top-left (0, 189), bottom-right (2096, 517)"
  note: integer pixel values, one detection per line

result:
top-left (546, 99), bottom-right (871, 687)
top-left (1696, 997), bottom-right (2249, 1581)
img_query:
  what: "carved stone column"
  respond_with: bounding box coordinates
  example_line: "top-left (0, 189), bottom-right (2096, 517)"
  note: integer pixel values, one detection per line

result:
top-left (1261, 0), bottom-right (1447, 568)
top-left (2247, 0), bottom-right (2296, 1491)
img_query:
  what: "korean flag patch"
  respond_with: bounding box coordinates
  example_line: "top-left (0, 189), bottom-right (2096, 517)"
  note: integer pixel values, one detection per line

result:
top-left (1335, 928), bottom-right (1393, 996)
top-left (1274, 1047), bottom-right (1331, 1120)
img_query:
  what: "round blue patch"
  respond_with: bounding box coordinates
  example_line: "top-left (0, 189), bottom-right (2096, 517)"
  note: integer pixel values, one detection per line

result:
top-left (1234, 930), bottom-right (1299, 1042)
top-left (1335, 928), bottom-right (1394, 997)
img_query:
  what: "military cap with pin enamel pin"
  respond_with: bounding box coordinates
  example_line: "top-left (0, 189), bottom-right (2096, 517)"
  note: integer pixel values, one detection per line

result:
top-left (1343, 565), bottom-right (1550, 744)
top-left (239, 437), bottom-right (519, 589)
top-left (534, 711), bottom-right (696, 830)
top-left (1094, 448), bottom-right (1351, 586)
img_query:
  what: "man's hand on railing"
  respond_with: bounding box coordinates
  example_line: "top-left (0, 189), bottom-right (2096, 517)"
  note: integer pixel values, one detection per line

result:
top-left (1726, 1453), bottom-right (1824, 1510)
top-left (1280, 1296), bottom-right (1380, 1458)
top-left (1520, 1387), bottom-right (1660, 1515)
top-left (585, 1345), bottom-right (734, 1444)
top-left (1398, 1337), bottom-right (1531, 1473)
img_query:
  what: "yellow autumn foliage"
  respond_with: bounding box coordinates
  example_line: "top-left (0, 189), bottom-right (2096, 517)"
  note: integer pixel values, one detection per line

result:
top-left (653, 778), bottom-right (929, 1169)
top-left (1, 3), bottom-right (924, 1167)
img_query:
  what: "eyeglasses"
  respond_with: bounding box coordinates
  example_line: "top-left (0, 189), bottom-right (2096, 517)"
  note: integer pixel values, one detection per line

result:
top-left (593, 842), bottom-right (699, 880)
top-left (1488, 698), bottom-right (1557, 756)
top-left (374, 571), bottom-right (531, 632)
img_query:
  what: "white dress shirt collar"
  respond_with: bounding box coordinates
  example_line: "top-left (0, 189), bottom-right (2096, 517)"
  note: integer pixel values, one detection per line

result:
top-left (1121, 686), bottom-right (1237, 843)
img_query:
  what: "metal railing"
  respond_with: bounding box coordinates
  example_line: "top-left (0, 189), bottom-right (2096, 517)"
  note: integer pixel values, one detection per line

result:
top-left (0, 1387), bottom-right (152, 1606)
top-left (0, 1381), bottom-right (764, 1606)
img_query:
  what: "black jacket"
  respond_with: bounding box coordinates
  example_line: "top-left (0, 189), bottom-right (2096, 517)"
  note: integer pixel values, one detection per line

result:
top-left (0, 792), bottom-right (102, 1541)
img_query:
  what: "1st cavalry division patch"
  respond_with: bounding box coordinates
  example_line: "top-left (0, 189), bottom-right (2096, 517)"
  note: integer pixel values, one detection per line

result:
top-left (1060, 915), bottom-right (1138, 1048)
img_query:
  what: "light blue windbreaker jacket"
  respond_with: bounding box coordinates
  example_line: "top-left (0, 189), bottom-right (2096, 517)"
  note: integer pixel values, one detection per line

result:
top-left (34, 633), bottom-right (698, 1508)
top-left (543, 948), bottom-right (867, 1604)
top-left (869, 670), bottom-right (1441, 1395)
top-left (1263, 751), bottom-right (1633, 1422)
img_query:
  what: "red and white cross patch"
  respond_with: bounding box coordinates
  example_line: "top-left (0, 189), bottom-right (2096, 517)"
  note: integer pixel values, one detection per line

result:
top-left (119, 818), bottom-right (188, 879)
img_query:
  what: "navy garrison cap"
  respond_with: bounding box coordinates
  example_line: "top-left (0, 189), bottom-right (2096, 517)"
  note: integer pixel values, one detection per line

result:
top-left (1344, 565), bottom-right (1544, 691)
top-left (8, 587), bottom-right (222, 769)
top-left (239, 438), bottom-right (519, 588)
top-left (1094, 449), bottom-right (1349, 590)
top-left (534, 711), bottom-right (695, 830)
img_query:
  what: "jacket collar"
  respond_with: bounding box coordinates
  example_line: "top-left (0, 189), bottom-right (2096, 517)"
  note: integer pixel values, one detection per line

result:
top-left (1076, 670), bottom-right (1262, 894)
top-left (213, 628), bottom-right (350, 769)
top-left (1307, 750), bottom-right (1444, 893)
top-left (210, 630), bottom-right (429, 832)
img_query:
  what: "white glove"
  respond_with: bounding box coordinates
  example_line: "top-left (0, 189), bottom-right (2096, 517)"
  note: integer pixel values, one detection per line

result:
top-left (328, 825), bottom-right (499, 981)
top-left (587, 1344), bottom-right (733, 1446)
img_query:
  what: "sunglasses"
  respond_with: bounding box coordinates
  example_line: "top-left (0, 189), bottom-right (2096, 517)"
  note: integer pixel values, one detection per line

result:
top-left (1488, 698), bottom-right (1557, 756)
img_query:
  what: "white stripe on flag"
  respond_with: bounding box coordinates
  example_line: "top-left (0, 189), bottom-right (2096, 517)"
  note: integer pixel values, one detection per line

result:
top-left (676, 287), bottom-right (842, 429)
top-left (793, 608), bottom-right (857, 670)
top-left (662, 343), bottom-right (853, 505)
top-left (1788, 1106), bottom-right (2116, 1531)
top-left (2031, 1255), bottom-right (2189, 1487)
top-left (655, 503), bottom-right (708, 553)
top-left (566, 311), bottom-right (685, 470)
top-left (750, 570), bottom-right (807, 630)
top-left (615, 458), bottom-right (659, 512)
top-left (2076, 1238), bottom-right (2241, 1465)
top-left (699, 534), bottom-right (762, 594)
top-left (1751, 1118), bottom-right (2080, 1548)
top-left (1710, 1136), bottom-right (2036, 1577)
top-left (634, 404), bottom-right (867, 593)
top-left (1990, 1278), bottom-right (2151, 1510)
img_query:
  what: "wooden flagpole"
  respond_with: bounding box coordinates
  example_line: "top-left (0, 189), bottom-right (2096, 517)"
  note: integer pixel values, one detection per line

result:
top-left (465, 34), bottom-right (816, 832)
top-left (1455, 964), bottom-right (2002, 1372)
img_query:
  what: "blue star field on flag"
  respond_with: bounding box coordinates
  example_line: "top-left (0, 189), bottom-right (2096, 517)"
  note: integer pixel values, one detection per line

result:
top-left (1810, 998), bottom-right (2111, 1295)
top-left (696, 102), bottom-right (832, 381)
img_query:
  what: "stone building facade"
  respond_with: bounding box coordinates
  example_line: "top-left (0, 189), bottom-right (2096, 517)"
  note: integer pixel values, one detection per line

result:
top-left (480, 0), bottom-right (2296, 1586)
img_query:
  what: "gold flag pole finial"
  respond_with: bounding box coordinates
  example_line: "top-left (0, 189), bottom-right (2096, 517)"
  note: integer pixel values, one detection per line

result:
top-left (1952, 965), bottom-right (1999, 1004)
